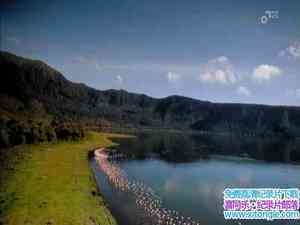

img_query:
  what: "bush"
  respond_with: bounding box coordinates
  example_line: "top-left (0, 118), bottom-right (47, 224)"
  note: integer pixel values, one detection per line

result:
top-left (54, 122), bottom-right (85, 141)
top-left (0, 128), bottom-right (10, 148)
top-left (45, 125), bottom-right (57, 142)
top-left (0, 118), bottom-right (85, 149)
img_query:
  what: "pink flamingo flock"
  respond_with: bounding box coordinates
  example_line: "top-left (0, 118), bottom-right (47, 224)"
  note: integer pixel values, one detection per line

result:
top-left (95, 148), bottom-right (201, 225)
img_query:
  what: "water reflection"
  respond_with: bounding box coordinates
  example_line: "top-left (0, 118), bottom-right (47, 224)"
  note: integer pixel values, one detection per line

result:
top-left (92, 133), bottom-right (300, 225)
top-left (112, 133), bottom-right (300, 163)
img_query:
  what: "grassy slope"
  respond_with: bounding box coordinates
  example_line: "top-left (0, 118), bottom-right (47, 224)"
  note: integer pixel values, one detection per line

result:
top-left (0, 132), bottom-right (129, 225)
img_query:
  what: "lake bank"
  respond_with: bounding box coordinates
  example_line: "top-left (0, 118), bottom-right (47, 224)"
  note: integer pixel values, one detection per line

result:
top-left (0, 132), bottom-right (131, 225)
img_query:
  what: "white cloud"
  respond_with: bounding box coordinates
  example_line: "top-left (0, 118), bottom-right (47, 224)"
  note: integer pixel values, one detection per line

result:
top-left (115, 75), bottom-right (123, 85)
top-left (237, 86), bottom-right (251, 97)
top-left (199, 56), bottom-right (237, 85)
top-left (252, 64), bottom-right (282, 82)
top-left (166, 72), bottom-right (181, 83)
top-left (279, 42), bottom-right (300, 60)
top-left (215, 56), bottom-right (228, 63)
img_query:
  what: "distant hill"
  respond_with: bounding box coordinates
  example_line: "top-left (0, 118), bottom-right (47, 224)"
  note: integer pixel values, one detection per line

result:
top-left (0, 51), bottom-right (300, 146)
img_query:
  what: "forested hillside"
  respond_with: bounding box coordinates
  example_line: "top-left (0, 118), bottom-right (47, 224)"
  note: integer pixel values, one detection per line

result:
top-left (1, 51), bottom-right (299, 147)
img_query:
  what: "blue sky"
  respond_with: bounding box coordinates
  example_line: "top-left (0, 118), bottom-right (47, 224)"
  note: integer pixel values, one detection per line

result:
top-left (1, 0), bottom-right (300, 105)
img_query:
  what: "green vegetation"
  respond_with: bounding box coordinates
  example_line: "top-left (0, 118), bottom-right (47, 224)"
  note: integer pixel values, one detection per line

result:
top-left (0, 132), bottom-right (131, 225)
top-left (0, 118), bottom-right (86, 149)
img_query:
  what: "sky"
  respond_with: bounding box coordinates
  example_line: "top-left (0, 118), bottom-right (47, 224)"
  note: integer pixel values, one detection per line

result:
top-left (1, 0), bottom-right (300, 106)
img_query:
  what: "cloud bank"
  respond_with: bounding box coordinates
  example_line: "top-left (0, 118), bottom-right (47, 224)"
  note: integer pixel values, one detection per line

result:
top-left (237, 86), bottom-right (251, 97)
top-left (199, 56), bottom-right (237, 85)
top-left (167, 72), bottom-right (181, 83)
top-left (252, 64), bottom-right (282, 82)
top-left (279, 42), bottom-right (300, 60)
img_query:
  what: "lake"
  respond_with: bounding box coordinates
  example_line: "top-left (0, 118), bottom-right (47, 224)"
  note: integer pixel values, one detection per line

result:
top-left (91, 133), bottom-right (300, 225)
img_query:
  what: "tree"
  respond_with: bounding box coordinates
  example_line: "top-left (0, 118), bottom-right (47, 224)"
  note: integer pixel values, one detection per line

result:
top-left (281, 110), bottom-right (290, 130)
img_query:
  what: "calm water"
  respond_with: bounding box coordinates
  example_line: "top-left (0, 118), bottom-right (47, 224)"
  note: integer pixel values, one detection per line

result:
top-left (91, 133), bottom-right (300, 225)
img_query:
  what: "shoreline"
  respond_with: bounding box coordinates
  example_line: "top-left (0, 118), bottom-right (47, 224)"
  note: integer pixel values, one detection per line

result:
top-left (0, 132), bottom-right (132, 225)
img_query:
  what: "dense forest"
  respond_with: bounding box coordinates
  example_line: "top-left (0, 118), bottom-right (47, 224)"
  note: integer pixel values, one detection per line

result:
top-left (0, 51), bottom-right (300, 148)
